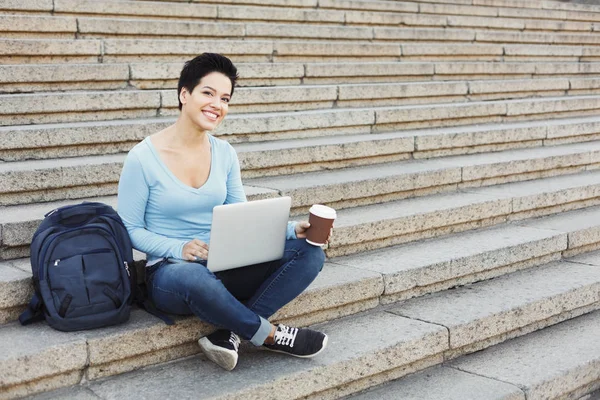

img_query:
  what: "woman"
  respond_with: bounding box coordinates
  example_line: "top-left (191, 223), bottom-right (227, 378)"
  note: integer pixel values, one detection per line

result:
top-left (117, 53), bottom-right (328, 371)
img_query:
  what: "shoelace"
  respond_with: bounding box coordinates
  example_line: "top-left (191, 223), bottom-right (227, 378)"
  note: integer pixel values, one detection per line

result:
top-left (274, 324), bottom-right (298, 348)
top-left (229, 332), bottom-right (240, 352)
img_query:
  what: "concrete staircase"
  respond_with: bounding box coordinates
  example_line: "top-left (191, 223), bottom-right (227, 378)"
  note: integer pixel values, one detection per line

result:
top-left (3, 0), bottom-right (600, 398)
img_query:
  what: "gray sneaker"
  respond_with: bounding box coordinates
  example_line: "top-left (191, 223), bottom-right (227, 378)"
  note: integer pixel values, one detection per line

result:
top-left (198, 329), bottom-right (241, 371)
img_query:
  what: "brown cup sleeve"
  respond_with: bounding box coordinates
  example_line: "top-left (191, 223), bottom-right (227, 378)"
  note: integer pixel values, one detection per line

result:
top-left (306, 213), bottom-right (335, 245)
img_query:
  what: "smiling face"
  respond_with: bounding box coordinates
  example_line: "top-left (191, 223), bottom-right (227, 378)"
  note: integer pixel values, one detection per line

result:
top-left (179, 71), bottom-right (232, 132)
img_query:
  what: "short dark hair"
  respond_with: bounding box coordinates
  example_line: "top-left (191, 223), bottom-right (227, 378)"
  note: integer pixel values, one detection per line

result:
top-left (177, 53), bottom-right (239, 110)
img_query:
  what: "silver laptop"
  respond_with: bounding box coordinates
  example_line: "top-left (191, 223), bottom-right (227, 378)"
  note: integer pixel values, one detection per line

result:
top-left (207, 196), bottom-right (292, 272)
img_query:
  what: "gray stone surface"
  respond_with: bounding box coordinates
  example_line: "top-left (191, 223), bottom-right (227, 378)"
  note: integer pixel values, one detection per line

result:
top-left (27, 386), bottom-right (102, 400)
top-left (566, 248), bottom-right (600, 266)
top-left (469, 78), bottom-right (570, 94)
top-left (246, 158), bottom-right (462, 208)
top-left (272, 263), bottom-right (383, 323)
top-left (468, 169), bottom-right (600, 213)
top-left (78, 18), bottom-right (245, 38)
top-left (54, 0), bottom-right (218, 18)
top-left (0, 0), bottom-right (53, 11)
top-left (451, 310), bottom-right (600, 400)
top-left (389, 261), bottom-right (600, 349)
top-left (83, 309), bottom-right (209, 379)
top-left (375, 101), bottom-right (507, 125)
top-left (0, 38), bottom-right (101, 56)
top-left (0, 90), bottom-right (160, 115)
top-left (88, 311), bottom-right (448, 400)
top-left (103, 38), bottom-right (273, 57)
top-left (518, 205), bottom-right (600, 249)
top-left (333, 224), bottom-right (566, 298)
top-left (0, 321), bottom-right (87, 388)
top-left (338, 81), bottom-right (468, 100)
top-left (414, 123), bottom-right (547, 151)
top-left (305, 62), bottom-right (434, 77)
top-left (246, 23), bottom-right (373, 40)
top-left (347, 366), bottom-right (524, 400)
top-left (0, 15), bottom-right (77, 34)
top-left (436, 62), bottom-right (536, 76)
top-left (0, 261), bottom-right (32, 310)
top-left (401, 43), bottom-right (504, 57)
top-left (506, 95), bottom-right (600, 116)
top-left (438, 140), bottom-right (600, 183)
top-left (420, 2), bottom-right (498, 16)
top-left (374, 27), bottom-right (474, 42)
top-left (449, 15), bottom-right (525, 30)
top-left (319, 0), bottom-right (418, 12)
top-left (0, 63), bottom-right (129, 85)
top-left (0, 118), bottom-right (170, 151)
top-left (330, 190), bottom-right (511, 247)
top-left (273, 41), bottom-right (400, 57)
top-left (235, 131), bottom-right (414, 172)
top-left (0, 154), bottom-right (125, 193)
top-left (218, 4), bottom-right (345, 23)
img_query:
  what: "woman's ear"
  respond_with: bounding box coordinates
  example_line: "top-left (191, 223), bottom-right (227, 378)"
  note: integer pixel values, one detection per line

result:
top-left (179, 87), bottom-right (188, 108)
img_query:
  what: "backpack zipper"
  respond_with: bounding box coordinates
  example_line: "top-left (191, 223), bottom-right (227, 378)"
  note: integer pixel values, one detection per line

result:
top-left (52, 248), bottom-right (113, 267)
top-left (40, 226), bottom-right (126, 285)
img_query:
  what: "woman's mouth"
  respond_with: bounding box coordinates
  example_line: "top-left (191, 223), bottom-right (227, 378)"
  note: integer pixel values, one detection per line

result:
top-left (202, 110), bottom-right (219, 121)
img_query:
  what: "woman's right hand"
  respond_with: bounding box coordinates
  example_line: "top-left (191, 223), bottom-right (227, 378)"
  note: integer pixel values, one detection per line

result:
top-left (182, 239), bottom-right (209, 261)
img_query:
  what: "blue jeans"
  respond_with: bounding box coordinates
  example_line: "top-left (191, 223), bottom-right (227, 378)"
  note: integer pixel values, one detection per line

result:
top-left (146, 239), bottom-right (325, 346)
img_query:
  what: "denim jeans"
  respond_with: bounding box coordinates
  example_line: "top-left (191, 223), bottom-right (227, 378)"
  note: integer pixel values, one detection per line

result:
top-left (146, 239), bottom-right (325, 346)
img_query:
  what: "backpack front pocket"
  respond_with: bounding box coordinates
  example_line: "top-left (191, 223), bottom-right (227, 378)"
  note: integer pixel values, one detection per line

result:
top-left (83, 250), bottom-right (124, 308)
top-left (48, 255), bottom-right (88, 316)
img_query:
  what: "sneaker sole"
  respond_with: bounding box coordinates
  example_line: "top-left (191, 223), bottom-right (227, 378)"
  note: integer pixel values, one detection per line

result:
top-left (198, 337), bottom-right (238, 371)
top-left (263, 334), bottom-right (329, 359)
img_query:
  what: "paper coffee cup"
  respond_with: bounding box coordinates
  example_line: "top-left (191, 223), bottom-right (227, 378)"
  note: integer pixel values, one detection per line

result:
top-left (306, 204), bottom-right (336, 246)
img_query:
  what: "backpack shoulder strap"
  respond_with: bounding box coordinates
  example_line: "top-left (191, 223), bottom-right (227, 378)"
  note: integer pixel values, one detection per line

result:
top-left (19, 293), bottom-right (45, 325)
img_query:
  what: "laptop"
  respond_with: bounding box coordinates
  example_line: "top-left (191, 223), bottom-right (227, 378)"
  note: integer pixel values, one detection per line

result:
top-left (206, 196), bottom-right (292, 272)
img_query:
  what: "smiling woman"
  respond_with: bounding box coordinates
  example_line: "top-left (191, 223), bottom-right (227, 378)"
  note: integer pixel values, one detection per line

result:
top-left (116, 53), bottom-right (328, 372)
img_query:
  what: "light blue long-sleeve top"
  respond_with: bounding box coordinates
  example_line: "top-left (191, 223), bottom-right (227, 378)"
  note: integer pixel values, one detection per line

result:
top-left (117, 134), bottom-right (297, 263)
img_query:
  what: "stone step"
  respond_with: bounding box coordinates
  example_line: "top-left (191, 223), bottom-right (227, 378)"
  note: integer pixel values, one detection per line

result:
top-left (348, 308), bottom-right (600, 400)
top-left (13, 256), bottom-right (600, 399)
top-left (327, 171), bottom-right (600, 257)
top-left (0, 216), bottom-right (569, 325)
top-left (4, 135), bottom-right (600, 206)
top-left (53, 0), bottom-right (600, 31)
top-left (5, 61), bottom-right (600, 95)
top-left (11, 76), bottom-right (600, 125)
top-left (0, 14), bottom-right (77, 39)
top-left (346, 365), bottom-right (525, 400)
top-left (12, 0), bottom-right (599, 34)
top-left (84, 0), bottom-right (600, 17)
top-left (5, 161), bottom-right (600, 262)
top-left (5, 95), bottom-right (600, 160)
top-left (1, 112), bottom-right (598, 168)
top-left (5, 38), bottom-right (600, 64)
top-left (516, 205), bottom-right (600, 257)
top-left (1, 14), bottom-right (594, 45)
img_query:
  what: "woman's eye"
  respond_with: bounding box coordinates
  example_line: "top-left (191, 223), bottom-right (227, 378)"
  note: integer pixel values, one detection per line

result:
top-left (222, 98), bottom-right (230, 103)
top-left (203, 91), bottom-right (213, 96)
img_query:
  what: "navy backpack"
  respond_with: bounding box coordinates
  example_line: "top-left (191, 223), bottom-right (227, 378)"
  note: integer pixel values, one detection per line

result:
top-left (19, 202), bottom-right (137, 331)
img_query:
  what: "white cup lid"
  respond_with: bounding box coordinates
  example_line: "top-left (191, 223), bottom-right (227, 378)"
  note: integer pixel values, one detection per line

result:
top-left (309, 204), bottom-right (337, 219)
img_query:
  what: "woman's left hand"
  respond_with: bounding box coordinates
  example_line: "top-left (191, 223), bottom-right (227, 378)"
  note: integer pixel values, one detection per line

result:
top-left (295, 221), bottom-right (333, 244)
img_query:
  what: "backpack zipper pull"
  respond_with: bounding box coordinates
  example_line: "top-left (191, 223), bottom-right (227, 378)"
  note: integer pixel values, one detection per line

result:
top-left (124, 261), bottom-right (131, 277)
top-left (54, 259), bottom-right (60, 267)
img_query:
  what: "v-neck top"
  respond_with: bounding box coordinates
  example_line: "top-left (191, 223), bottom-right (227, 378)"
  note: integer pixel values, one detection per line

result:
top-left (117, 134), bottom-right (248, 262)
